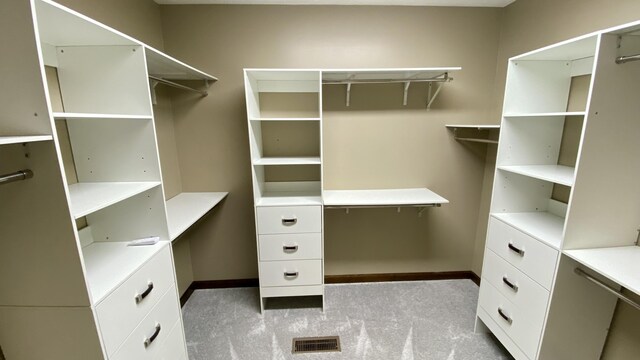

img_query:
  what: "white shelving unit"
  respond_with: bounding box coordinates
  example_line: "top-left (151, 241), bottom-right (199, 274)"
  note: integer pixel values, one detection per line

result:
top-left (0, 1), bottom-right (220, 359)
top-left (477, 21), bottom-right (640, 360)
top-left (166, 192), bottom-right (228, 241)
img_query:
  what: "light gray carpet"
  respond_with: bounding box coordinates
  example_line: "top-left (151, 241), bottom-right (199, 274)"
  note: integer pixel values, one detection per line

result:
top-left (182, 280), bottom-right (512, 360)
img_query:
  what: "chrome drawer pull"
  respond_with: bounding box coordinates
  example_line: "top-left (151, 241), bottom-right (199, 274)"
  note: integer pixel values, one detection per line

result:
top-left (497, 308), bottom-right (513, 325)
top-left (143, 323), bottom-right (161, 348)
top-left (283, 245), bottom-right (299, 252)
top-left (507, 242), bottom-right (525, 256)
top-left (502, 276), bottom-right (519, 292)
top-left (284, 271), bottom-right (299, 278)
top-left (134, 282), bottom-right (154, 304)
top-left (282, 217), bottom-right (297, 226)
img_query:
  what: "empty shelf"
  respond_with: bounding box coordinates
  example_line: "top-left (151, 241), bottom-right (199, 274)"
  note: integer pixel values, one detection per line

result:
top-left (564, 246), bottom-right (640, 296)
top-left (253, 157), bottom-right (321, 166)
top-left (69, 181), bottom-right (160, 218)
top-left (0, 135), bottom-right (53, 145)
top-left (323, 188), bottom-right (449, 208)
top-left (83, 241), bottom-right (169, 303)
top-left (498, 165), bottom-right (575, 186)
top-left (322, 68), bottom-right (460, 83)
top-left (53, 112), bottom-right (152, 120)
top-left (166, 192), bottom-right (228, 241)
top-left (256, 191), bottom-right (323, 207)
top-left (249, 117), bottom-right (321, 122)
top-left (492, 212), bottom-right (565, 250)
top-left (503, 111), bottom-right (586, 118)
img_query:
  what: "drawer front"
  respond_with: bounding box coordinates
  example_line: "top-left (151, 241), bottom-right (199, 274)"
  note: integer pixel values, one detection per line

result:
top-left (256, 206), bottom-right (321, 234)
top-left (479, 280), bottom-right (545, 360)
top-left (159, 319), bottom-right (187, 360)
top-left (97, 245), bottom-right (174, 356)
top-left (111, 285), bottom-right (181, 360)
top-left (482, 249), bottom-right (550, 313)
top-left (487, 217), bottom-right (558, 288)
top-left (259, 260), bottom-right (322, 287)
top-left (259, 233), bottom-right (322, 261)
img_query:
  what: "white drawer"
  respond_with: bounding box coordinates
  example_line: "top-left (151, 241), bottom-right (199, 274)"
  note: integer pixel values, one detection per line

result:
top-left (111, 285), bottom-right (181, 360)
top-left (158, 319), bottom-right (187, 360)
top-left (256, 206), bottom-right (321, 234)
top-left (259, 260), bottom-right (322, 287)
top-left (478, 280), bottom-right (545, 360)
top-left (97, 245), bottom-right (174, 357)
top-left (482, 249), bottom-right (550, 320)
top-left (487, 217), bottom-right (558, 289)
top-left (259, 233), bottom-right (322, 261)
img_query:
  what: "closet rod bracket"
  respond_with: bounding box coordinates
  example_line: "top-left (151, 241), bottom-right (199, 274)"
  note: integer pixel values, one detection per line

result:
top-left (403, 81), bottom-right (411, 106)
top-left (346, 82), bottom-right (352, 107)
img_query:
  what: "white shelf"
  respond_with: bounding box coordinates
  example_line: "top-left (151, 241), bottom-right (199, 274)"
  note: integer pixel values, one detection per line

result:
top-left (323, 188), bottom-right (449, 207)
top-left (256, 191), bottom-right (323, 207)
top-left (0, 135), bottom-right (53, 145)
top-left (503, 111), bottom-right (586, 118)
top-left (322, 68), bottom-right (461, 83)
top-left (249, 117), bottom-right (321, 122)
top-left (68, 181), bottom-right (160, 218)
top-left (52, 112), bottom-right (152, 120)
top-left (564, 246), bottom-right (640, 296)
top-left (166, 192), bottom-right (228, 241)
top-left (445, 124), bottom-right (500, 130)
top-left (492, 212), bottom-right (565, 250)
top-left (253, 157), bottom-right (321, 166)
top-left (144, 46), bottom-right (217, 81)
top-left (82, 240), bottom-right (169, 303)
top-left (498, 165), bottom-right (575, 186)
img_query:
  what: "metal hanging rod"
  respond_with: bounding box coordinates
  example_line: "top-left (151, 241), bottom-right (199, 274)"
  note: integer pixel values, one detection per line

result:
top-left (149, 76), bottom-right (209, 96)
top-left (615, 54), bottom-right (640, 64)
top-left (574, 267), bottom-right (640, 312)
top-left (0, 169), bottom-right (34, 186)
top-left (322, 73), bottom-right (451, 85)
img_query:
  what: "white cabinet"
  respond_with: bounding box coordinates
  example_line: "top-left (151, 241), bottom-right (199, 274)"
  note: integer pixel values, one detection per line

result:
top-left (0, 0), bottom-right (217, 358)
top-left (477, 21), bottom-right (640, 360)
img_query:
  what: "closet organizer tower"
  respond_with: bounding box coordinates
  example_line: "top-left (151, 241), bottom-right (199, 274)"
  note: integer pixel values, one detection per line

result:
top-left (0, 1), bottom-right (216, 359)
top-left (476, 22), bottom-right (640, 360)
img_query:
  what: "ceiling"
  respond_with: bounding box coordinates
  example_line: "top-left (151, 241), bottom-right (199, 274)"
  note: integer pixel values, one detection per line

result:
top-left (154, 0), bottom-right (516, 7)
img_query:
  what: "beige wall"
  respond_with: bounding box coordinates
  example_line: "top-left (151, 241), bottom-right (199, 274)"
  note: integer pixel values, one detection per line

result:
top-left (482, 1), bottom-right (640, 359)
top-left (159, 5), bottom-right (502, 280)
top-left (55, 0), bottom-right (164, 50)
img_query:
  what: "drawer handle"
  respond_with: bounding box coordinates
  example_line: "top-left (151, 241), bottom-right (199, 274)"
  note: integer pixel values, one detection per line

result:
top-left (507, 242), bottom-right (525, 256)
top-left (143, 323), bottom-right (161, 348)
top-left (497, 307), bottom-right (513, 325)
top-left (283, 245), bottom-right (299, 252)
top-left (502, 276), bottom-right (519, 292)
top-left (282, 217), bottom-right (297, 226)
top-left (134, 282), bottom-right (154, 304)
top-left (284, 271), bottom-right (299, 278)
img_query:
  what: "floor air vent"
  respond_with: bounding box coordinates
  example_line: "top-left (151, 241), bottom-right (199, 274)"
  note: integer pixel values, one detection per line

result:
top-left (292, 336), bottom-right (341, 354)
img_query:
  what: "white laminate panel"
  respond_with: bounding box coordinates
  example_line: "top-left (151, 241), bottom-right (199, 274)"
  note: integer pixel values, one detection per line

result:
top-left (96, 246), bottom-right (174, 357)
top-left (260, 284), bottom-right (324, 298)
top-left (111, 285), bottom-right (181, 360)
top-left (259, 260), bottom-right (322, 287)
top-left (482, 250), bottom-right (550, 316)
top-left (487, 217), bottom-right (558, 289)
top-left (478, 281), bottom-right (545, 359)
top-left (256, 206), bottom-right (321, 234)
top-left (158, 319), bottom-right (187, 360)
top-left (259, 233), bottom-right (322, 261)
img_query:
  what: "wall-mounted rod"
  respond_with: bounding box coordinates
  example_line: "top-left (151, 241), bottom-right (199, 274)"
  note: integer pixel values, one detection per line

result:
top-left (149, 76), bottom-right (208, 96)
top-left (575, 267), bottom-right (640, 311)
top-left (0, 169), bottom-right (34, 186)
top-left (325, 203), bottom-right (442, 210)
top-left (615, 54), bottom-right (640, 64)
top-left (323, 75), bottom-right (450, 85)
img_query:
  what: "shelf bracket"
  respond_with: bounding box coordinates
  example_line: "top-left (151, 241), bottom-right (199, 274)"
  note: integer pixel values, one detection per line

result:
top-left (149, 80), bottom-right (160, 105)
top-left (403, 81), bottom-right (411, 106)
top-left (426, 81), bottom-right (444, 110)
top-left (346, 82), bottom-right (352, 107)
top-left (417, 207), bottom-right (427, 217)
top-left (345, 208), bottom-right (349, 214)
